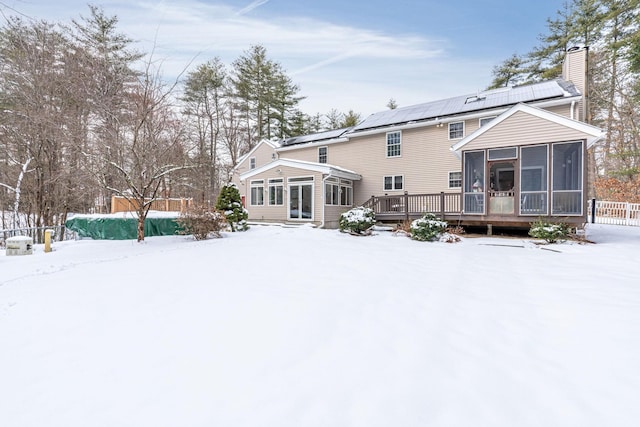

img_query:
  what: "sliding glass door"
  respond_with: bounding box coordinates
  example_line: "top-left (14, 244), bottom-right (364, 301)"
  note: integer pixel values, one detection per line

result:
top-left (288, 178), bottom-right (314, 220)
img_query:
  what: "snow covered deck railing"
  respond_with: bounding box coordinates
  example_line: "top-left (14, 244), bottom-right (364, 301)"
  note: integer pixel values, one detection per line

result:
top-left (363, 192), bottom-right (461, 221)
top-left (588, 200), bottom-right (640, 227)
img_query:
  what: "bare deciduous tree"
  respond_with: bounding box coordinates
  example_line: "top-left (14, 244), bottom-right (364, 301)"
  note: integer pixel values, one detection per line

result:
top-left (94, 59), bottom-right (192, 241)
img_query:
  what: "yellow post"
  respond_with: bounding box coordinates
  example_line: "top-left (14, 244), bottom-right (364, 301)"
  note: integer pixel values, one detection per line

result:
top-left (44, 229), bottom-right (53, 253)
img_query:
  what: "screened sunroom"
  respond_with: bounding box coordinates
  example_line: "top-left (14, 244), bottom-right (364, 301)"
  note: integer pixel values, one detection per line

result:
top-left (462, 140), bottom-right (585, 219)
top-left (452, 103), bottom-right (603, 226)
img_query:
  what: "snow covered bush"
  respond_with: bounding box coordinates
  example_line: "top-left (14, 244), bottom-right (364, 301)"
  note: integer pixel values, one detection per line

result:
top-left (215, 184), bottom-right (248, 232)
top-left (528, 219), bottom-right (570, 243)
top-left (339, 206), bottom-right (376, 235)
top-left (177, 206), bottom-right (226, 240)
top-left (410, 213), bottom-right (448, 241)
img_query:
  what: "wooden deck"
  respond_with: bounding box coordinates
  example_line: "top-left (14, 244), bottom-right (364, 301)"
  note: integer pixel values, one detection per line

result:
top-left (363, 192), bottom-right (588, 230)
top-left (362, 192), bottom-right (461, 222)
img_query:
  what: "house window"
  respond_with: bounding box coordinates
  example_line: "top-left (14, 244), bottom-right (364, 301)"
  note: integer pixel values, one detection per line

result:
top-left (268, 178), bottom-right (284, 206)
top-left (383, 175), bottom-right (403, 191)
top-left (448, 171), bottom-right (462, 188)
top-left (324, 178), bottom-right (352, 206)
top-left (250, 179), bottom-right (264, 205)
top-left (449, 122), bottom-right (464, 139)
top-left (318, 146), bottom-right (327, 164)
top-left (479, 116), bottom-right (496, 127)
top-left (288, 176), bottom-right (314, 183)
top-left (488, 147), bottom-right (517, 160)
top-left (250, 157), bottom-right (256, 169)
top-left (340, 184), bottom-right (352, 206)
top-left (325, 177), bottom-right (339, 206)
top-left (386, 131), bottom-right (401, 157)
top-left (552, 141), bottom-right (583, 215)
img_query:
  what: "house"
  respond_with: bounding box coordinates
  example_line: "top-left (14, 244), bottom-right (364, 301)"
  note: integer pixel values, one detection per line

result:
top-left (231, 47), bottom-right (603, 229)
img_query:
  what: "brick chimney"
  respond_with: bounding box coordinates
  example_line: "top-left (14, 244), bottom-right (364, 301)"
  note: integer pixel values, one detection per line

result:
top-left (562, 46), bottom-right (589, 123)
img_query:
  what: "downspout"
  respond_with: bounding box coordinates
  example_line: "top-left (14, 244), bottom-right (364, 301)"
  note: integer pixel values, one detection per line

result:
top-left (570, 100), bottom-right (576, 120)
top-left (320, 173), bottom-right (331, 229)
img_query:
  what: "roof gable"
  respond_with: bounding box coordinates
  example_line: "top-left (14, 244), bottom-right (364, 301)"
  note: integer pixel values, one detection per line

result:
top-left (451, 103), bottom-right (603, 155)
top-left (235, 139), bottom-right (279, 168)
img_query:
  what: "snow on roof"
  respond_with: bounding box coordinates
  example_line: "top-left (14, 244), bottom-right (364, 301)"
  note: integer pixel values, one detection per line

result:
top-left (280, 127), bottom-right (353, 147)
top-left (239, 158), bottom-right (361, 181)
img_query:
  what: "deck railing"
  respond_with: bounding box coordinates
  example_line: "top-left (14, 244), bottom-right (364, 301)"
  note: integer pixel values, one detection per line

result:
top-left (363, 195), bottom-right (640, 227)
top-left (588, 200), bottom-right (640, 226)
top-left (363, 192), bottom-right (461, 221)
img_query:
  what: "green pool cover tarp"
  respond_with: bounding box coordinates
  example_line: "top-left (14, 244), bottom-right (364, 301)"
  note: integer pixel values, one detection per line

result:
top-left (65, 215), bottom-right (182, 240)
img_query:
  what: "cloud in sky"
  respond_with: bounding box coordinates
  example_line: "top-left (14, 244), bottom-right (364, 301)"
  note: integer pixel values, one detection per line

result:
top-left (6, 0), bottom-right (495, 116)
top-left (113, 0), bottom-right (470, 114)
top-left (235, 0), bottom-right (269, 16)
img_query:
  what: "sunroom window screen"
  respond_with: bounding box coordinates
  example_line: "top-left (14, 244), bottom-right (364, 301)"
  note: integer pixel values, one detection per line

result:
top-left (463, 151), bottom-right (485, 214)
top-left (520, 145), bottom-right (548, 215)
top-left (552, 142), bottom-right (582, 215)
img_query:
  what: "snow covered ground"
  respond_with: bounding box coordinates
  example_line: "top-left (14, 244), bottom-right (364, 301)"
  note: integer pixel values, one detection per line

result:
top-left (1, 223), bottom-right (639, 427)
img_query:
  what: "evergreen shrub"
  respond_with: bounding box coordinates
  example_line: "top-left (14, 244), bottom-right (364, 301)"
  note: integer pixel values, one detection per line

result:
top-left (339, 206), bottom-right (376, 235)
top-left (528, 219), bottom-right (570, 243)
top-left (215, 184), bottom-right (248, 232)
top-left (410, 213), bottom-right (448, 241)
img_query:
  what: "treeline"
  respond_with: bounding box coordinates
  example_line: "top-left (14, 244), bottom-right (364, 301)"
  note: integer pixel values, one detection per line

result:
top-left (0, 6), bottom-right (361, 230)
top-left (489, 0), bottom-right (640, 197)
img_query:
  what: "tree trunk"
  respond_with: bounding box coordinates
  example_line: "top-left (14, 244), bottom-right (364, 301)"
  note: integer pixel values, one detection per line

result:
top-left (137, 206), bottom-right (146, 242)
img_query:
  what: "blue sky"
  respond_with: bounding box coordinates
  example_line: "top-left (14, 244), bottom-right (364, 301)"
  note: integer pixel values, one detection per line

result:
top-left (3, 0), bottom-right (567, 116)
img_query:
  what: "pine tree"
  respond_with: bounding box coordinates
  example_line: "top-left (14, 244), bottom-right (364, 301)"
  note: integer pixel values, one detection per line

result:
top-left (488, 53), bottom-right (528, 89)
top-left (594, 0), bottom-right (640, 177)
top-left (215, 183), bottom-right (248, 232)
top-left (341, 110), bottom-right (362, 127)
top-left (182, 58), bottom-right (228, 204)
top-left (268, 68), bottom-right (305, 139)
top-left (527, 2), bottom-right (575, 81)
top-left (231, 45), bottom-right (303, 145)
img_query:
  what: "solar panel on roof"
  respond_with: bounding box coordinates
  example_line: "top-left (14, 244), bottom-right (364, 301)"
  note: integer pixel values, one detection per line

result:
top-left (352, 79), bottom-right (574, 132)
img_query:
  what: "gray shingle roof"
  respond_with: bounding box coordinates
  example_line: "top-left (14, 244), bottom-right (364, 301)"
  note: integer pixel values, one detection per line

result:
top-left (351, 79), bottom-right (580, 132)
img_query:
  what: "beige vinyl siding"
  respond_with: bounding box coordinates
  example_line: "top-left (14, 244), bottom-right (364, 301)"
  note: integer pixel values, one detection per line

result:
top-left (562, 48), bottom-right (587, 121)
top-left (463, 111), bottom-right (589, 151)
top-left (324, 205), bottom-right (350, 229)
top-left (281, 124), bottom-right (464, 205)
top-left (544, 104), bottom-right (573, 118)
top-left (234, 142), bottom-right (277, 176)
top-left (240, 165), bottom-right (323, 225)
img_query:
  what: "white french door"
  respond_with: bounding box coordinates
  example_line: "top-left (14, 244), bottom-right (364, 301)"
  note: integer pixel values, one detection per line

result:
top-left (288, 183), bottom-right (313, 220)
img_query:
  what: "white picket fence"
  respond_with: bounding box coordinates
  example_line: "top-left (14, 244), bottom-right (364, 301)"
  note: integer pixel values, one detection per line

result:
top-left (587, 200), bottom-right (640, 226)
